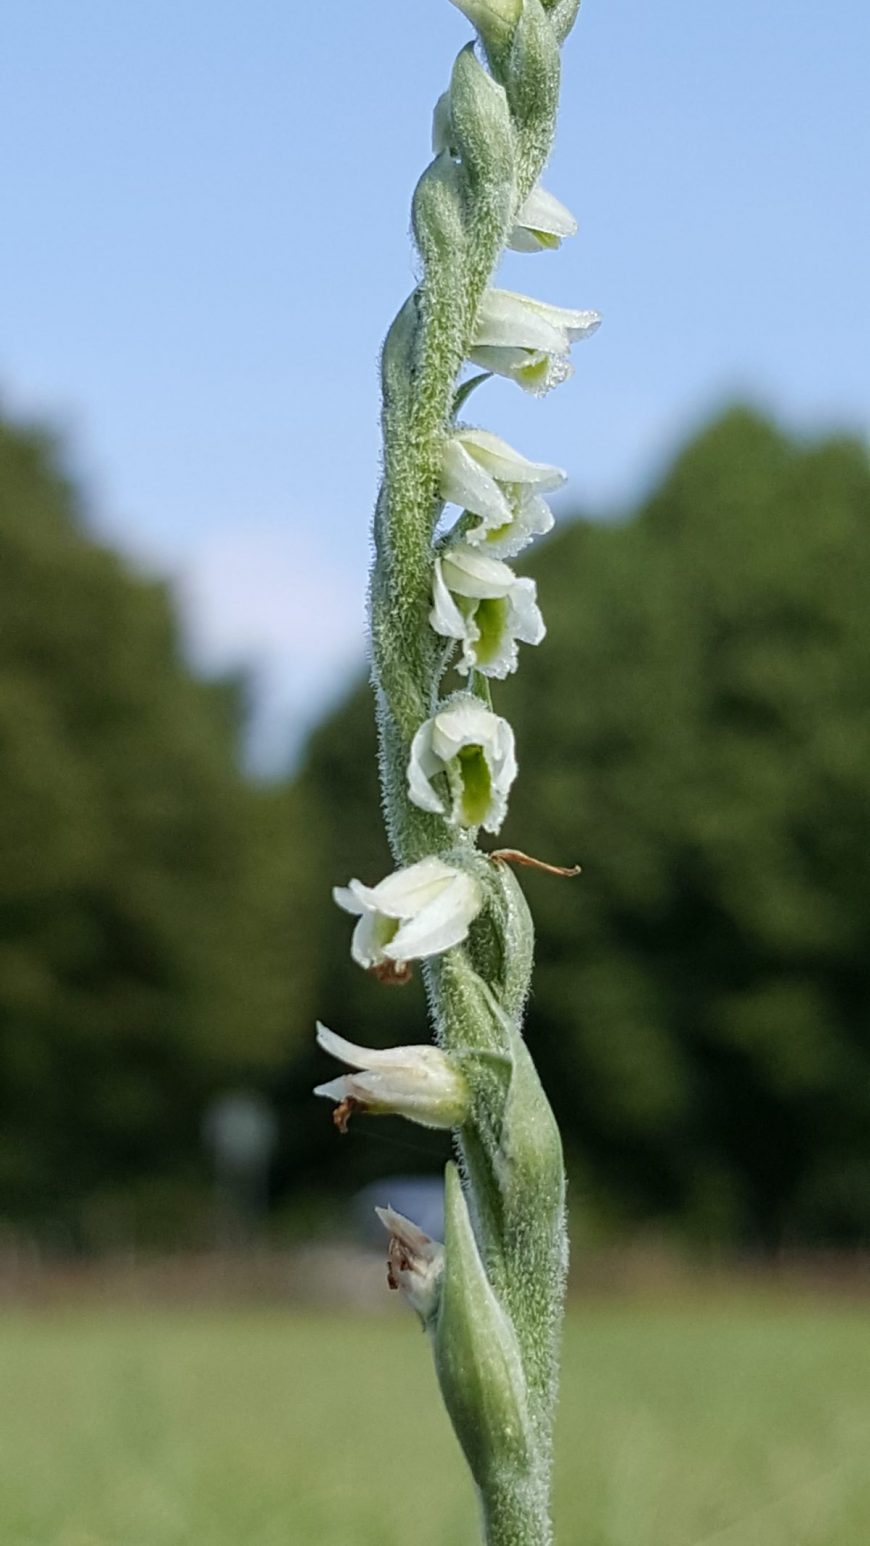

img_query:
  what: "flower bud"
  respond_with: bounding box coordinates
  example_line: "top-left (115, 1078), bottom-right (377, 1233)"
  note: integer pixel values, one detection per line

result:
top-left (412, 152), bottom-right (466, 267)
top-left (448, 44), bottom-right (514, 199)
top-left (314, 1023), bottom-right (470, 1131)
top-left (431, 90), bottom-right (454, 156)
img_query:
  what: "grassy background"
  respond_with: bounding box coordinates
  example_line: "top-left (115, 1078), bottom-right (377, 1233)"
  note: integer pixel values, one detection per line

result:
top-left (2, 1298), bottom-right (869, 1546)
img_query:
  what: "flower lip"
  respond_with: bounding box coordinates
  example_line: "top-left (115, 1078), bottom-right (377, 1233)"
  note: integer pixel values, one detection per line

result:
top-left (466, 489), bottom-right (555, 560)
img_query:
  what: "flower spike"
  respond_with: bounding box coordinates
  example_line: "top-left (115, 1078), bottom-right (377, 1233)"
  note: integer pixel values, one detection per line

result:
top-left (325, 0), bottom-right (594, 1536)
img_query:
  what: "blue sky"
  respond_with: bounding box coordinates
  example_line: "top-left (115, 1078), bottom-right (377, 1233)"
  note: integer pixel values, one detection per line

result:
top-left (3, 1), bottom-right (868, 764)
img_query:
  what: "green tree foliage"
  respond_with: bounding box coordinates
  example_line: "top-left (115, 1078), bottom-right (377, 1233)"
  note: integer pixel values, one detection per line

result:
top-left (0, 414), bottom-right (309, 1243)
top-left (297, 407), bottom-right (870, 1249)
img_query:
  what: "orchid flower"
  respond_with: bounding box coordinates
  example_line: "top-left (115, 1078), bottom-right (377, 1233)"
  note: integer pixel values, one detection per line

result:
top-left (333, 856), bottom-right (482, 977)
top-left (314, 1023), bottom-right (469, 1130)
top-left (431, 542), bottom-right (545, 678)
top-left (441, 426), bottom-right (562, 557)
top-left (407, 696), bottom-right (517, 833)
top-left (469, 287), bottom-right (600, 395)
top-left (508, 184), bottom-right (577, 252)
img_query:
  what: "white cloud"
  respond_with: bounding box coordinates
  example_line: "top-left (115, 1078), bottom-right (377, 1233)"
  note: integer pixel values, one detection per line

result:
top-left (125, 520), bottom-right (370, 769)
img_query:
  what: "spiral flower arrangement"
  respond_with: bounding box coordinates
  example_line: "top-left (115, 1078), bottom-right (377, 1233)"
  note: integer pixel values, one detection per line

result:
top-left (314, 3), bottom-right (597, 1540)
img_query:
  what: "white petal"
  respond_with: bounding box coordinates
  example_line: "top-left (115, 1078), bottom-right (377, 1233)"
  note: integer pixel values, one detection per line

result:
top-left (407, 719), bottom-right (447, 815)
top-left (440, 436), bottom-right (513, 526)
top-left (333, 1065), bottom-right (463, 1126)
top-left (508, 575), bottom-right (546, 645)
top-left (482, 719), bottom-right (518, 832)
top-left (466, 344), bottom-right (572, 396)
top-left (473, 289), bottom-right (568, 354)
top-left (384, 872), bottom-right (481, 962)
top-left (375, 1205), bottom-right (440, 1259)
top-left (506, 290), bottom-right (601, 342)
top-left (441, 544), bottom-right (516, 600)
top-left (372, 855), bottom-right (459, 918)
top-left (508, 185), bottom-right (577, 252)
top-left (430, 557), bottom-right (471, 640)
top-left (468, 490), bottom-right (555, 559)
top-left (430, 697), bottom-right (500, 762)
top-left (332, 882), bottom-right (366, 917)
top-left (316, 1023), bottom-right (405, 1072)
top-left (350, 909), bottom-right (396, 969)
top-left (313, 1075), bottom-right (354, 1103)
top-left (455, 428), bottom-right (566, 492)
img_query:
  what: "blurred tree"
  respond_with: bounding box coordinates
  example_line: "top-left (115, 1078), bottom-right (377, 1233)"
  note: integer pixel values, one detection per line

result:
top-left (295, 407), bottom-right (870, 1250)
top-left (0, 414), bottom-right (311, 1245)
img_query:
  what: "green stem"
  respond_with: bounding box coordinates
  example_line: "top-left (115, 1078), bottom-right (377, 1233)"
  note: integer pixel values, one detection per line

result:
top-left (481, 1474), bottom-right (553, 1546)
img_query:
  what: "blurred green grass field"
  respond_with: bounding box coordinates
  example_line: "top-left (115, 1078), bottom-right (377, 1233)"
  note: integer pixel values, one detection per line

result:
top-left (2, 1299), bottom-right (869, 1546)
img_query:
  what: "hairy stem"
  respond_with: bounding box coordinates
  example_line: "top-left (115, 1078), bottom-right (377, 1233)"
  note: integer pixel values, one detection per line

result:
top-left (365, 3), bottom-right (585, 1540)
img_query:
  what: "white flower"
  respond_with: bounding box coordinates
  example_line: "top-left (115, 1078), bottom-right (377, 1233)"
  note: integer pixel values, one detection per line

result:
top-left (440, 427), bottom-right (563, 557)
top-left (468, 488), bottom-right (555, 560)
top-left (407, 697), bottom-right (517, 833)
top-left (508, 184), bottom-right (578, 253)
top-left (375, 1205), bottom-right (444, 1327)
top-left (430, 543), bottom-right (545, 678)
top-left (469, 287), bottom-right (601, 395)
top-left (333, 856), bottom-right (482, 977)
top-left (313, 1023), bottom-right (469, 1130)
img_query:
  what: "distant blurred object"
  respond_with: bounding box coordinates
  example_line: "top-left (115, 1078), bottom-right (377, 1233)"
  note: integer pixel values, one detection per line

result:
top-left (202, 1091), bottom-right (277, 1246)
top-left (354, 1175), bottom-right (445, 1248)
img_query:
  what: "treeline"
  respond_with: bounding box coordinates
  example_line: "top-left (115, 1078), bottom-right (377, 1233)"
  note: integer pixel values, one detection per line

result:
top-left (2, 406), bottom-right (869, 1250)
top-left (0, 416), bottom-right (313, 1245)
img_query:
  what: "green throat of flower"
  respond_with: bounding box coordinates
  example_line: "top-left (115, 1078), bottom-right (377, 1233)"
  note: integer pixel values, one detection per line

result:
top-left (456, 742), bottom-right (493, 826)
top-left (473, 596), bottom-right (509, 665)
